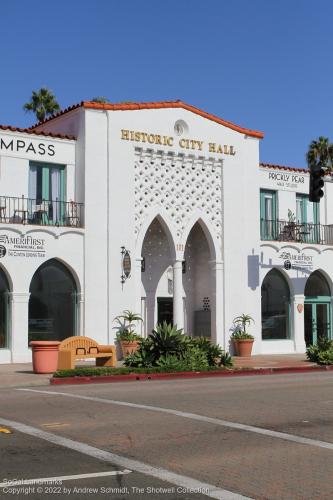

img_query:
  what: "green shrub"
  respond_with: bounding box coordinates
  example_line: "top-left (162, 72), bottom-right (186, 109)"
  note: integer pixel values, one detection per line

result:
top-left (53, 365), bottom-right (229, 378)
top-left (156, 354), bottom-right (185, 370)
top-left (219, 351), bottom-right (233, 367)
top-left (190, 337), bottom-right (223, 366)
top-left (306, 338), bottom-right (333, 365)
top-left (182, 346), bottom-right (209, 370)
top-left (317, 350), bottom-right (333, 365)
top-left (123, 343), bottom-right (155, 367)
top-left (123, 324), bottom-right (233, 369)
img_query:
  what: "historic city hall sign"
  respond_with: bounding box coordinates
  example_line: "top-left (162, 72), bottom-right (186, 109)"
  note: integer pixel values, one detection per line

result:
top-left (121, 129), bottom-right (236, 156)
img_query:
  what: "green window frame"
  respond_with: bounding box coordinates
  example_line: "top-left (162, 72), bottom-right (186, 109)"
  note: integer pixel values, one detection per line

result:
top-left (260, 190), bottom-right (277, 240)
top-left (296, 194), bottom-right (320, 243)
top-left (29, 162), bottom-right (66, 225)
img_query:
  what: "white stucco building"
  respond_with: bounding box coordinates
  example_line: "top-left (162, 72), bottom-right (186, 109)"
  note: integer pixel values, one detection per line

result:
top-left (0, 100), bottom-right (332, 363)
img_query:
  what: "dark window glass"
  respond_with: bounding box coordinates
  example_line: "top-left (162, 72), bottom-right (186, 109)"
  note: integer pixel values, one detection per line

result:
top-left (305, 271), bottom-right (330, 297)
top-left (0, 269), bottom-right (9, 348)
top-left (36, 168), bottom-right (43, 202)
top-left (29, 259), bottom-right (77, 342)
top-left (262, 269), bottom-right (290, 340)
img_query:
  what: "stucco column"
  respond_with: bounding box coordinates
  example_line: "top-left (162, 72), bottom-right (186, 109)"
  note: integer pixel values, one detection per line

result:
top-left (10, 292), bottom-right (31, 363)
top-left (76, 293), bottom-right (84, 337)
top-left (291, 294), bottom-right (306, 353)
top-left (135, 257), bottom-right (143, 321)
top-left (331, 298), bottom-right (333, 339)
top-left (173, 259), bottom-right (184, 330)
top-left (209, 260), bottom-right (224, 348)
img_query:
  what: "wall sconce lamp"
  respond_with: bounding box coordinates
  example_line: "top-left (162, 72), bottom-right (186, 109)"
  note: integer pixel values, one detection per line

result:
top-left (121, 246), bottom-right (131, 285)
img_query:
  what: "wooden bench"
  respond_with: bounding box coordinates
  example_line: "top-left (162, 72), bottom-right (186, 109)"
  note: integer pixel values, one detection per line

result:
top-left (57, 336), bottom-right (116, 370)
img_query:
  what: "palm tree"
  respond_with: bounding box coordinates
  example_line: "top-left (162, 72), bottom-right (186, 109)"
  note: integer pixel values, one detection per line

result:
top-left (306, 136), bottom-right (333, 171)
top-left (23, 87), bottom-right (60, 122)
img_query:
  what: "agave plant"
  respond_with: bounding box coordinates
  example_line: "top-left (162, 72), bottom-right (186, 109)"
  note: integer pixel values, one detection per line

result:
top-left (149, 322), bottom-right (189, 358)
top-left (190, 337), bottom-right (223, 366)
top-left (219, 351), bottom-right (233, 367)
top-left (155, 354), bottom-right (184, 370)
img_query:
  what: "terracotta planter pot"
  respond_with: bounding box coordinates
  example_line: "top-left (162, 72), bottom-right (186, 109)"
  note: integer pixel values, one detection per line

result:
top-left (29, 341), bottom-right (61, 373)
top-left (120, 340), bottom-right (139, 358)
top-left (234, 339), bottom-right (254, 357)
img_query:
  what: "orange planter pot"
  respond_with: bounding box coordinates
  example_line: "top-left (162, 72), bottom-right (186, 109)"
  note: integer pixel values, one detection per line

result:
top-left (30, 341), bottom-right (61, 374)
top-left (233, 339), bottom-right (254, 357)
top-left (120, 340), bottom-right (139, 358)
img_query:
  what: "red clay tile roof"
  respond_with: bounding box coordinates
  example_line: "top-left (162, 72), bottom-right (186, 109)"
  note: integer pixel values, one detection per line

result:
top-left (260, 162), bottom-right (308, 173)
top-left (30, 100), bottom-right (264, 139)
top-left (0, 124), bottom-right (75, 141)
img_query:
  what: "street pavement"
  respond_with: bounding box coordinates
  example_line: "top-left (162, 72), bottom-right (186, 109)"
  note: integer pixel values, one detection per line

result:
top-left (0, 372), bottom-right (333, 499)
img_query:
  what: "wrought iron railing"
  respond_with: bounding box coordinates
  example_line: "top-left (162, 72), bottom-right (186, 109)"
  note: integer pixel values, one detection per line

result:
top-left (261, 219), bottom-right (333, 245)
top-left (0, 195), bottom-right (84, 228)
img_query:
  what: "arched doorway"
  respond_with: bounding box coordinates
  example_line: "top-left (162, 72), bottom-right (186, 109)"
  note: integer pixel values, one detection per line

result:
top-left (183, 222), bottom-right (214, 337)
top-left (141, 217), bottom-right (175, 335)
top-left (0, 268), bottom-right (10, 349)
top-left (304, 271), bottom-right (331, 345)
top-left (29, 259), bottom-right (77, 342)
top-left (261, 269), bottom-right (290, 340)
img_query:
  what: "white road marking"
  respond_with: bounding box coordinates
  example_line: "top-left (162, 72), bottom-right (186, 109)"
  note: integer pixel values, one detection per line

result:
top-left (0, 470), bottom-right (132, 487)
top-left (19, 388), bottom-right (333, 451)
top-left (0, 416), bottom-right (248, 500)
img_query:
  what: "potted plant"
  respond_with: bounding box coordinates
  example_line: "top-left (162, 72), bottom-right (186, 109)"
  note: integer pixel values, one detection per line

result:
top-left (114, 310), bottom-right (143, 358)
top-left (231, 314), bottom-right (255, 356)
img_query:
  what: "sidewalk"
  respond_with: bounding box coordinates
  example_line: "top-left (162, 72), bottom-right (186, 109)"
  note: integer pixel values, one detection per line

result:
top-left (0, 363), bottom-right (51, 389)
top-left (0, 354), bottom-right (317, 389)
top-left (233, 353), bottom-right (316, 369)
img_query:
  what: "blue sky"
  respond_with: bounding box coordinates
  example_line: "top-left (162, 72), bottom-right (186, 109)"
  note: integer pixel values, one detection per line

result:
top-left (1, 0), bottom-right (332, 167)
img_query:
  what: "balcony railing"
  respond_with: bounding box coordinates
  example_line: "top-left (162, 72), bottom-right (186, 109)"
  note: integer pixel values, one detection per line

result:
top-left (0, 196), bottom-right (83, 228)
top-left (261, 219), bottom-right (333, 245)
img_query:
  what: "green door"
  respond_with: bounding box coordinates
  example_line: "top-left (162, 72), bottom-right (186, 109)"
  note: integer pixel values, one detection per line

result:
top-left (304, 300), bottom-right (331, 345)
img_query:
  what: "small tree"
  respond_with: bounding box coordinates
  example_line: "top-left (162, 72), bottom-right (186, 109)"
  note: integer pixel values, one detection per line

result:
top-left (91, 96), bottom-right (110, 103)
top-left (23, 87), bottom-right (60, 122)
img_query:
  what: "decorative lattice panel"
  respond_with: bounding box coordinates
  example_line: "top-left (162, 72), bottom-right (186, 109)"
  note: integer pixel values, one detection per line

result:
top-left (134, 149), bottom-right (223, 240)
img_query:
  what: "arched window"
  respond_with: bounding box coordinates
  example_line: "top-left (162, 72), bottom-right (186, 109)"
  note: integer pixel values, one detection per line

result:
top-left (262, 269), bottom-right (290, 340)
top-left (305, 271), bottom-right (330, 297)
top-left (29, 259), bottom-right (77, 343)
top-left (0, 269), bottom-right (9, 348)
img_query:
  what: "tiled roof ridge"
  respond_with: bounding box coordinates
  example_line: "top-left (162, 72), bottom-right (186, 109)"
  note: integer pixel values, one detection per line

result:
top-left (0, 123), bottom-right (75, 141)
top-left (260, 162), bottom-right (308, 173)
top-left (30, 100), bottom-right (264, 139)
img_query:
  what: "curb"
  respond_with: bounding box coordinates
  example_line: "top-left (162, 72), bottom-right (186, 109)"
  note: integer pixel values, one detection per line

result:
top-left (50, 364), bottom-right (333, 385)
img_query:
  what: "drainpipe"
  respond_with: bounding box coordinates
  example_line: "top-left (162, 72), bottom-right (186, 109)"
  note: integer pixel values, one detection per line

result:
top-left (106, 111), bottom-right (110, 343)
